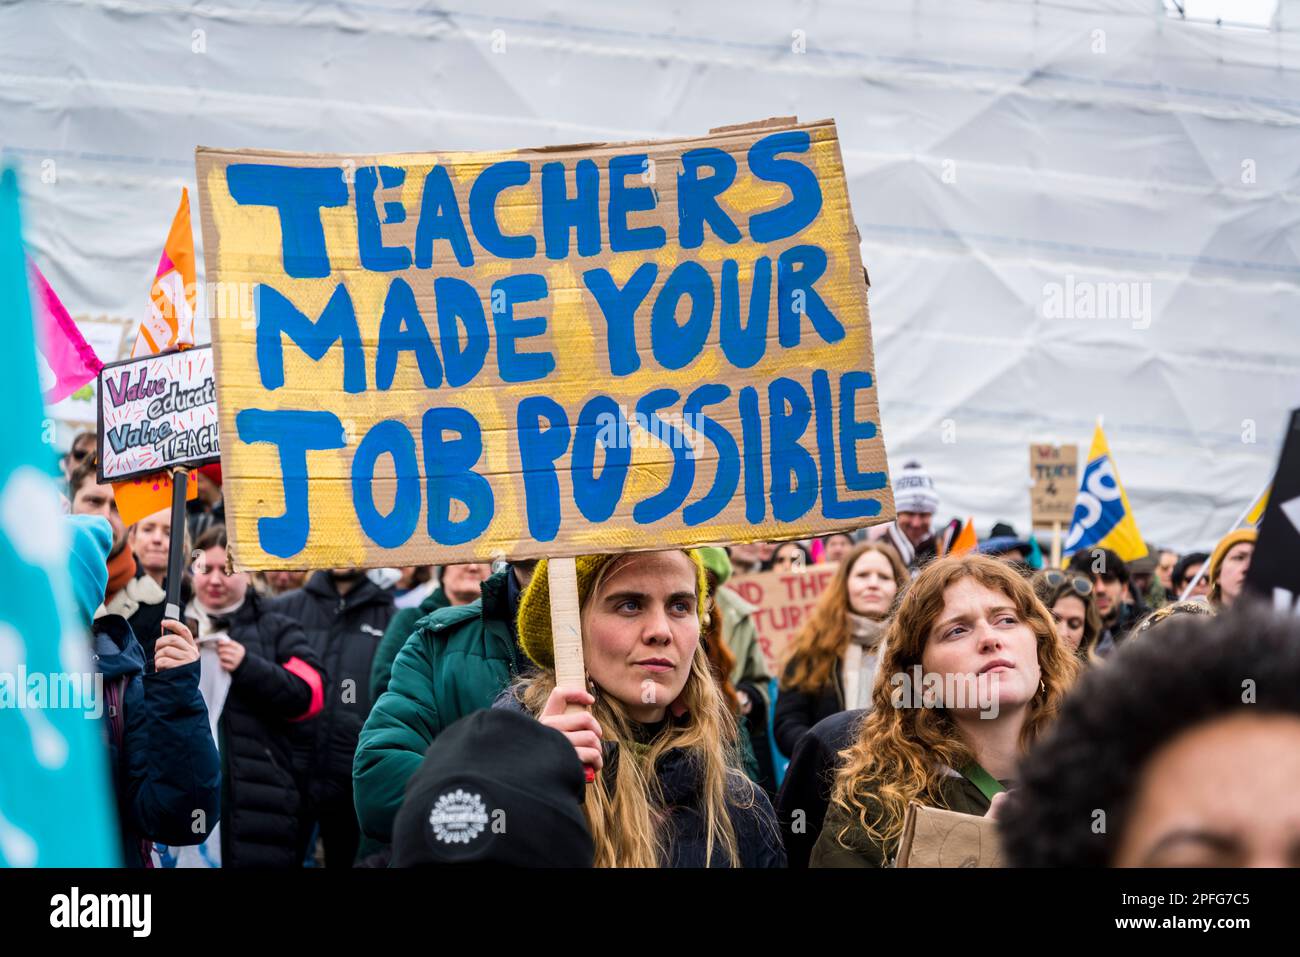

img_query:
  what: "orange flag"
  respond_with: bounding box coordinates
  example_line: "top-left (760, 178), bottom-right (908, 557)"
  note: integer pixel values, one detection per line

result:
top-left (949, 517), bottom-right (978, 556)
top-left (131, 188), bottom-right (197, 357)
top-left (115, 188), bottom-right (200, 525)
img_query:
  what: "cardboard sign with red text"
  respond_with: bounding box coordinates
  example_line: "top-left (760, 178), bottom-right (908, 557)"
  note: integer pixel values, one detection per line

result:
top-left (726, 563), bottom-right (838, 675)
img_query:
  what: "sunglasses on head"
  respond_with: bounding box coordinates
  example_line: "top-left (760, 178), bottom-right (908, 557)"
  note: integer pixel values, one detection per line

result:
top-left (1042, 569), bottom-right (1093, 596)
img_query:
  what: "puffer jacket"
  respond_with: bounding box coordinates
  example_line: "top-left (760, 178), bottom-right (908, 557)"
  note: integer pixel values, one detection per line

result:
top-left (369, 586), bottom-right (450, 701)
top-left (354, 568), bottom-right (526, 843)
top-left (93, 615), bottom-right (221, 867)
top-left (269, 572), bottom-right (394, 810)
top-left (215, 590), bottom-right (326, 867)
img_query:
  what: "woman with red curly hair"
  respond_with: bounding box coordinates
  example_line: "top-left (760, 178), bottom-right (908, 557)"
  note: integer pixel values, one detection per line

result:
top-left (811, 553), bottom-right (1080, 867)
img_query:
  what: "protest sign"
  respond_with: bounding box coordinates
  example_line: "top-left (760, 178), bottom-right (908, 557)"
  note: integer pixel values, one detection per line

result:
top-left (896, 802), bottom-right (1005, 868)
top-left (1245, 409), bottom-right (1300, 614)
top-left (96, 345), bottom-right (220, 483)
top-left (1029, 443), bottom-right (1078, 528)
top-left (726, 563), bottom-right (839, 674)
top-left (196, 118), bottom-right (892, 569)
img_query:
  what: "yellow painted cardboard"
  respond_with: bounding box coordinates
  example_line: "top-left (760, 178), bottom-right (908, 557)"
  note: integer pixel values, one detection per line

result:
top-left (1030, 443), bottom-right (1079, 527)
top-left (195, 118), bottom-right (893, 569)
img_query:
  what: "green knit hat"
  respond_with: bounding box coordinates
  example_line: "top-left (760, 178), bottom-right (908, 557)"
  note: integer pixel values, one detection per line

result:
top-left (694, 546), bottom-right (732, 585)
top-left (517, 551), bottom-right (711, 671)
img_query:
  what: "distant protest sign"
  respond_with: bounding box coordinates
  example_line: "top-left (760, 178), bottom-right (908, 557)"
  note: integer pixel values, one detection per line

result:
top-left (195, 118), bottom-right (892, 569)
top-left (96, 345), bottom-right (219, 482)
top-left (726, 564), bottom-right (838, 675)
top-left (1030, 443), bottom-right (1078, 527)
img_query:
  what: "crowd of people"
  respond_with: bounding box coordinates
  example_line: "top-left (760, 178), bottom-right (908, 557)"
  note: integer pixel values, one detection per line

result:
top-left (56, 435), bottom-right (1292, 869)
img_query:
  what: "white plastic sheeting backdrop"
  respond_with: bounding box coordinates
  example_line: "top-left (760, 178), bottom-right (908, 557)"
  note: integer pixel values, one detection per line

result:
top-left (3, 0), bottom-right (1298, 553)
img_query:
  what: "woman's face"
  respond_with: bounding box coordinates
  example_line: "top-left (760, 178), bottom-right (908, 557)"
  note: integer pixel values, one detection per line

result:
top-left (193, 546), bottom-right (249, 612)
top-left (441, 562), bottom-right (491, 605)
top-left (1051, 594), bottom-right (1087, 653)
top-left (1217, 543), bottom-right (1254, 606)
top-left (130, 507), bottom-right (172, 576)
top-left (920, 578), bottom-right (1042, 718)
top-left (771, 543), bottom-right (805, 571)
top-left (847, 550), bottom-right (898, 619)
top-left (1113, 713), bottom-right (1300, 867)
top-left (583, 551), bottom-right (700, 724)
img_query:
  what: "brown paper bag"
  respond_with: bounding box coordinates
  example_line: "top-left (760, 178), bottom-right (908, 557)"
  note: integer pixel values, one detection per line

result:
top-left (895, 801), bottom-right (1005, 868)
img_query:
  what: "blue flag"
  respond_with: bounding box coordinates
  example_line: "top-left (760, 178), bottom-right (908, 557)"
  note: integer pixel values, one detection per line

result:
top-left (1063, 423), bottom-right (1147, 562)
top-left (0, 166), bottom-right (119, 866)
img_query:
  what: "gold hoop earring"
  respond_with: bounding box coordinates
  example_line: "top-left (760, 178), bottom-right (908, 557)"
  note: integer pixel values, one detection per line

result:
top-left (1039, 678), bottom-right (1047, 697)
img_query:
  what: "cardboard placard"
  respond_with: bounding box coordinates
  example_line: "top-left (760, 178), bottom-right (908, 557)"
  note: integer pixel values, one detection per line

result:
top-left (96, 345), bottom-right (220, 482)
top-left (195, 118), bottom-right (892, 569)
top-left (895, 802), bottom-right (1004, 868)
top-left (726, 563), bottom-right (839, 675)
top-left (1030, 443), bottom-right (1078, 527)
top-left (1246, 408), bottom-right (1300, 614)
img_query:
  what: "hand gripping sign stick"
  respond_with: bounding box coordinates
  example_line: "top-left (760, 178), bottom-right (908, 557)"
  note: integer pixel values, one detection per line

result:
top-left (547, 556), bottom-right (596, 783)
top-left (163, 465), bottom-right (190, 622)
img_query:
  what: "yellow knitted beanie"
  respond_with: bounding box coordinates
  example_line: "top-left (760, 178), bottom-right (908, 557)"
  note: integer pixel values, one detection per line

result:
top-left (1208, 527), bottom-right (1258, 586)
top-left (516, 550), bottom-right (710, 671)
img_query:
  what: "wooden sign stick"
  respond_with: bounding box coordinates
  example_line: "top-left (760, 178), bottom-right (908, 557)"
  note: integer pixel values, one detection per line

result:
top-left (1050, 521), bottom-right (1062, 569)
top-left (548, 556), bottom-right (587, 708)
top-left (547, 555), bottom-right (595, 782)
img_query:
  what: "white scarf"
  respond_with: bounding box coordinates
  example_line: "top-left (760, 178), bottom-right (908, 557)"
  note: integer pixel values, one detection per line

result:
top-left (184, 595), bottom-right (246, 744)
top-left (842, 614), bottom-right (887, 710)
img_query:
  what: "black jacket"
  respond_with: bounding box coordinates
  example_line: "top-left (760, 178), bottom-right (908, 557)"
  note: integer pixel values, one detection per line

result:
top-left (775, 708), bottom-right (865, 869)
top-left (269, 572), bottom-right (395, 811)
top-left (653, 747), bottom-right (786, 868)
top-left (493, 694), bottom-right (784, 868)
top-left (773, 659), bottom-right (845, 758)
top-left (93, 615), bottom-right (222, 867)
top-left (113, 565), bottom-right (191, 668)
top-left (215, 590), bottom-right (326, 868)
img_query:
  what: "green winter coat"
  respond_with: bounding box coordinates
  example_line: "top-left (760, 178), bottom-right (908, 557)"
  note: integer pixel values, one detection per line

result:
top-left (809, 773), bottom-right (991, 868)
top-left (369, 586), bottom-right (451, 702)
top-left (353, 569), bottom-right (525, 842)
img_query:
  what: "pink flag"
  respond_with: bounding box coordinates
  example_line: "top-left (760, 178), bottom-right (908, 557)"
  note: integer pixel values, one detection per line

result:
top-left (28, 258), bottom-right (102, 404)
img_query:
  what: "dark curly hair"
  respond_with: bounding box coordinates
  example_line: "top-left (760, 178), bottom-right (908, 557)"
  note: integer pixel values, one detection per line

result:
top-left (1000, 602), bottom-right (1300, 867)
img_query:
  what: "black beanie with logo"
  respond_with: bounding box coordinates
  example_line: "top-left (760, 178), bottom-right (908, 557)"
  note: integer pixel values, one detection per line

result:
top-left (391, 707), bottom-right (594, 867)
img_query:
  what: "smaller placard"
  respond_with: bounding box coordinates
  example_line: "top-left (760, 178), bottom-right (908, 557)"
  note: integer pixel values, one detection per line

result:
top-left (1030, 443), bottom-right (1079, 527)
top-left (97, 345), bottom-right (220, 483)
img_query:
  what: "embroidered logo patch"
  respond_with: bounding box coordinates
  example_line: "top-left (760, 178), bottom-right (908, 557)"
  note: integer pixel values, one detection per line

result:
top-left (427, 789), bottom-right (490, 845)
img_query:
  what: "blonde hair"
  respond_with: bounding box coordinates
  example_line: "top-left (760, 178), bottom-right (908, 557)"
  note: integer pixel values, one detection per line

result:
top-left (829, 554), bottom-right (1080, 855)
top-left (1130, 598), bottom-right (1215, 638)
top-left (781, 541), bottom-right (907, 694)
top-left (516, 552), bottom-right (756, 867)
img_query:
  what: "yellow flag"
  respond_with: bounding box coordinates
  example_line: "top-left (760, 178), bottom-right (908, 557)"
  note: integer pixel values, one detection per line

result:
top-left (1246, 484), bottom-right (1270, 526)
top-left (1063, 423), bottom-right (1147, 562)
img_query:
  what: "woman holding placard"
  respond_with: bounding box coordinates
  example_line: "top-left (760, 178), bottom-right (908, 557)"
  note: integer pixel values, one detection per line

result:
top-left (773, 541), bottom-right (907, 757)
top-left (502, 550), bottom-right (785, 868)
top-left (810, 553), bottom-right (1079, 867)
